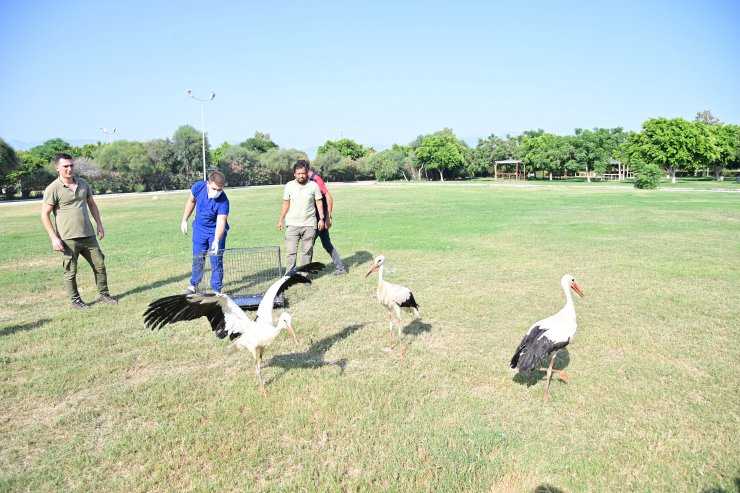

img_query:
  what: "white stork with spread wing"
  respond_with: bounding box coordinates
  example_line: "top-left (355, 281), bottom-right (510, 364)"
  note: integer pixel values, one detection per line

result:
top-left (510, 274), bottom-right (585, 400)
top-left (144, 262), bottom-right (325, 394)
top-left (365, 255), bottom-right (420, 358)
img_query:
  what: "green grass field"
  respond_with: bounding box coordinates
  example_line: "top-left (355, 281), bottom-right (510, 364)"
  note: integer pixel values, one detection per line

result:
top-left (1, 182), bottom-right (738, 492)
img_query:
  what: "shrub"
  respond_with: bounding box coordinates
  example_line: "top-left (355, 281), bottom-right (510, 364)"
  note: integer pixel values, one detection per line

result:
top-left (632, 160), bottom-right (663, 189)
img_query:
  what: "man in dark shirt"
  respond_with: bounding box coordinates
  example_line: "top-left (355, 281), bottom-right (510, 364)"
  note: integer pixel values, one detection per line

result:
top-left (307, 162), bottom-right (347, 275)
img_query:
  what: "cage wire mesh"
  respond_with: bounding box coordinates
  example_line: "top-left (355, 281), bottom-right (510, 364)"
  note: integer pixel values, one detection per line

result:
top-left (194, 246), bottom-right (284, 309)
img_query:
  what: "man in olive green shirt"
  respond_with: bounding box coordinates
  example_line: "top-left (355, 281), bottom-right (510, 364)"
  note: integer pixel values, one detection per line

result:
top-left (41, 153), bottom-right (117, 310)
top-left (277, 160), bottom-right (325, 272)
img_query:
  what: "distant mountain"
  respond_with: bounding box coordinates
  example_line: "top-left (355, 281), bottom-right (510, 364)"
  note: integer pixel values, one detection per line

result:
top-left (7, 139), bottom-right (98, 151)
top-left (7, 140), bottom-right (41, 151)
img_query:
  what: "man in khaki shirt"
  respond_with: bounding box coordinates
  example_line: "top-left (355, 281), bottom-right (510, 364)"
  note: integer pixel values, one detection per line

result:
top-left (41, 153), bottom-right (117, 310)
top-left (277, 160), bottom-right (325, 272)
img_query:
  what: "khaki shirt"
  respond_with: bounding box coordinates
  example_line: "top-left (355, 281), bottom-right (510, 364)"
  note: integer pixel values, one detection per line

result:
top-left (283, 180), bottom-right (322, 227)
top-left (42, 178), bottom-right (95, 240)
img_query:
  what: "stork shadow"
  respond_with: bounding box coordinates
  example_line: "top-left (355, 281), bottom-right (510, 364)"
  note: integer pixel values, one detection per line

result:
top-left (399, 320), bottom-right (433, 352)
top-left (700, 477), bottom-right (740, 493)
top-left (0, 318), bottom-right (52, 338)
top-left (534, 485), bottom-right (567, 493)
top-left (513, 349), bottom-right (571, 387)
top-left (264, 322), bottom-right (367, 385)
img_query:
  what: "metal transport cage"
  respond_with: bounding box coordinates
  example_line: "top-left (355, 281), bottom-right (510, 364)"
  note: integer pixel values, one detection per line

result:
top-left (193, 246), bottom-right (284, 309)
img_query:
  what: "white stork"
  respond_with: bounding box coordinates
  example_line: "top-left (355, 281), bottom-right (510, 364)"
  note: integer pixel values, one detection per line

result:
top-left (144, 262), bottom-right (325, 394)
top-left (509, 274), bottom-right (585, 400)
top-left (365, 255), bottom-right (420, 358)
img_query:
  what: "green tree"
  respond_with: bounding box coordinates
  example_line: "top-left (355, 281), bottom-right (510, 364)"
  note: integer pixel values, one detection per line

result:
top-left (240, 132), bottom-right (278, 154)
top-left (472, 134), bottom-right (517, 178)
top-left (627, 117), bottom-right (715, 183)
top-left (314, 148), bottom-right (351, 181)
top-left (72, 143), bottom-right (100, 159)
top-left (632, 159), bottom-right (663, 189)
top-left (28, 138), bottom-right (73, 164)
top-left (143, 138), bottom-right (178, 190)
top-left (211, 141), bottom-right (232, 168)
top-left (0, 138), bottom-right (20, 196)
top-left (415, 132), bottom-right (468, 181)
top-left (367, 148), bottom-right (408, 181)
top-left (519, 132), bottom-right (572, 180)
top-left (219, 146), bottom-right (270, 186)
top-left (259, 148), bottom-right (308, 184)
top-left (695, 110), bottom-right (721, 126)
top-left (95, 141), bottom-right (152, 174)
top-left (317, 138), bottom-right (372, 160)
top-left (94, 141), bottom-right (153, 192)
top-left (706, 124), bottom-right (740, 180)
top-left (572, 128), bottom-right (626, 181)
top-left (14, 151), bottom-right (54, 198)
top-left (173, 125), bottom-right (210, 182)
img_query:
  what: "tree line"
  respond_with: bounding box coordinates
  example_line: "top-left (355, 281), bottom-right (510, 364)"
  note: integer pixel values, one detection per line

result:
top-left (1, 110), bottom-right (738, 198)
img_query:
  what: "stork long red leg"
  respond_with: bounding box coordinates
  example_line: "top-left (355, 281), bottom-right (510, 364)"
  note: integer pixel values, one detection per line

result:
top-left (543, 352), bottom-right (557, 401)
top-left (257, 349), bottom-right (266, 395)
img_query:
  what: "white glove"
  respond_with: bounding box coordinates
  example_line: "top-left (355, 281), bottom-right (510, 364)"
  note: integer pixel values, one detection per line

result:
top-left (180, 220), bottom-right (188, 235)
top-left (208, 238), bottom-right (219, 254)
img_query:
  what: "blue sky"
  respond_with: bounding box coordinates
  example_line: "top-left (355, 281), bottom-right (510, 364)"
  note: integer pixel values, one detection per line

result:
top-left (1, 0), bottom-right (738, 156)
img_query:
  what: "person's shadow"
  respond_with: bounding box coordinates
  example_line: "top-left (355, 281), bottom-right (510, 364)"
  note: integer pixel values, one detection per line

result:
top-left (0, 319), bottom-right (52, 337)
top-left (264, 322), bottom-right (367, 385)
top-left (116, 274), bottom-right (189, 301)
top-left (309, 250), bottom-right (374, 281)
top-left (512, 349), bottom-right (571, 387)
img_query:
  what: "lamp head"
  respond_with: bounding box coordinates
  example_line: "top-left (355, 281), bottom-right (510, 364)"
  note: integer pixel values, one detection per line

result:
top-left (187, 89), bottom-right (194, 97)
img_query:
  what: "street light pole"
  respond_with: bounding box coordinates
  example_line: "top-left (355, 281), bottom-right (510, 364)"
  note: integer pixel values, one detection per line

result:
top-left (100, 127), bottom-right (117, 144)
top-left (187, 90), bottom-right (216, 181)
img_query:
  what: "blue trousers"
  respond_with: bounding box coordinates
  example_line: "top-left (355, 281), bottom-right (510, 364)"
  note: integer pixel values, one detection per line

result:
top-left (191, 231), bottom-right (227, 292)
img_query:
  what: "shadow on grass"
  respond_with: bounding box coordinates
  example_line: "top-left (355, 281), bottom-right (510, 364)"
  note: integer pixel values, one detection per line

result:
top-left (264, 322), bottom-right (367, 385)
top-left (535, 485), bottom-right (567, 493)
top-left (513, 349), bottom-right (571, 387)
top-left (114, 274), bottom-right (189, 300)
top-left (700, 477), bottom-right (740, 493)
top-left (0, 319), bottom-right (52, 337)
top-left (309, 250), bottom-right (374, 281)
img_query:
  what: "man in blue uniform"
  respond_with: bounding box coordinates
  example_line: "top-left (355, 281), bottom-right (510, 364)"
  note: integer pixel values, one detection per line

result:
top-left (181, 171), bottom-right (229, 294)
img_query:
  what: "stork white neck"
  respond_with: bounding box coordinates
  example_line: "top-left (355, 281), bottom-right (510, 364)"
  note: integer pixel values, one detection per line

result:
top-left (559, 276), bottom-right (577, 320)
top-left (375, 262), bottom-right (385, 283)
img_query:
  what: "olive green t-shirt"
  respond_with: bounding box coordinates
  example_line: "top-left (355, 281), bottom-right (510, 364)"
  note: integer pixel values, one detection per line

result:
top-left (282, 180), bottom-right (322, 227)
top-left (42, 177), bottom-right (95, 240)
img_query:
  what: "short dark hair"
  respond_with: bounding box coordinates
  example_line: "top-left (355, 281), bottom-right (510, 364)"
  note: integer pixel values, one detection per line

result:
top-left (55, 153), bottom-right (74, 165)
top-left (294, 159), bottom-right (310, 172)
top-left (209, 171), bottom-right (226, 187)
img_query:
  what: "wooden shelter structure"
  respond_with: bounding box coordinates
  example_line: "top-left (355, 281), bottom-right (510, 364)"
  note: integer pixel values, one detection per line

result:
top-left (493, 159), bottom-right (526, 180)
top-left (601, 158), bottom-right (633, 180)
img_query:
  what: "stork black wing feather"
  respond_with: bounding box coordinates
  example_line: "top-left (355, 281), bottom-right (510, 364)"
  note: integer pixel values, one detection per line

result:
top-left (275, 262), bottom-right (326, 298)
top-left (399, 292), bottom-right (419, 309)
top-left (510, 325), bottom-right (547, 371)
top-left (143, 294), bottom-right (226, 337)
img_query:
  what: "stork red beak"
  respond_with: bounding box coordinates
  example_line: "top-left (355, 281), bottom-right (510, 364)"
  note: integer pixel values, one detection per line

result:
top-left (365, 263), bottom-right (379, 278)
top-left (571, 282), bottom-right (585, 298)
top-left (287, 323), bottom-right (297, 342)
